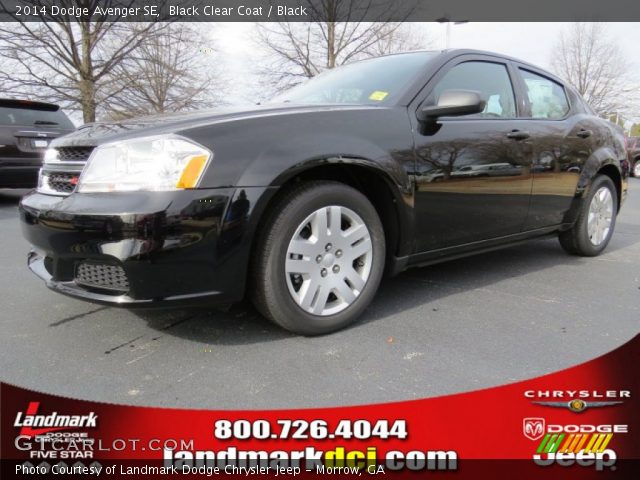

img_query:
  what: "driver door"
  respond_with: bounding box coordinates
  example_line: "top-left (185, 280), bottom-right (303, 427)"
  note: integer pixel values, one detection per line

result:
top-left (411, 57), bottom-right (534, 252)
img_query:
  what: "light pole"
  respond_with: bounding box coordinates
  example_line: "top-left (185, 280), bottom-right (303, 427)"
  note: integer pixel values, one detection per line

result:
top-left (436, 18), bottom-right (469, 49)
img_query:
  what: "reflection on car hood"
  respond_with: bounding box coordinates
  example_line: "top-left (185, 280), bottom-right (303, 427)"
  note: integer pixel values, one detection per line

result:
top-left (51, 104), bottom-right (382, 147)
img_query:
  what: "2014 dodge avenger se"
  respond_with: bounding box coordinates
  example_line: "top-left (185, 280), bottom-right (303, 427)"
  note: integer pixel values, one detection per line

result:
top-left (20, 50), bottom-right (628, 335)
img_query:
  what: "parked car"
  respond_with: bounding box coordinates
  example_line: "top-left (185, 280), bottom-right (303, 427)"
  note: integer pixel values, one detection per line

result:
top-left (0, 99), bottom-right (75, 188)
top-left (19, 50), bottom-right (628, 335)
top-left (625, 136), bottom-right (640, 177)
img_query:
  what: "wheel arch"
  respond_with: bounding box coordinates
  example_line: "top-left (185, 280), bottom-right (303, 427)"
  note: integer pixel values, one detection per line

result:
top-left (249, 159), bottom-right (415, 277)
top-left (562, 149), bottom-right (624, 227)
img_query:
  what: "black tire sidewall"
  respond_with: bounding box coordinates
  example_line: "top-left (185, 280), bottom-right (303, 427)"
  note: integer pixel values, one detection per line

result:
top-left (261, 183), bottom-right (385, 335)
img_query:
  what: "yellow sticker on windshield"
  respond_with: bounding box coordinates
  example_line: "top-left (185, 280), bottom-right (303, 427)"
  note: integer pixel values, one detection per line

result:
top-left (369, 91), bottom-right (389, 101)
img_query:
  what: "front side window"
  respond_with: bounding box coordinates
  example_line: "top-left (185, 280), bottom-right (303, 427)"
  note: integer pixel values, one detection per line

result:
top-left (519, 69), bottom-right (570, 119)
top-left (431, 61), bottom-right (517, 118)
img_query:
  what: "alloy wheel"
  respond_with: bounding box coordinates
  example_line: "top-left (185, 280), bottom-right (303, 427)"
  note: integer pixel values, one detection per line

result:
top-left (587, 186), bottom-right (614, 246)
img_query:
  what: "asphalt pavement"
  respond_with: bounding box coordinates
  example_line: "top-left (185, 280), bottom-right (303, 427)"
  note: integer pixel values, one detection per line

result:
top-left (1, 182), bottom-right (639, 409)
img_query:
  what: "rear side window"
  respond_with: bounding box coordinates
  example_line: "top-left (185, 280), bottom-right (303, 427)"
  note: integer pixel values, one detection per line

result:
top-left (519, 69), bottom-right (570, 119)
top-left (431, 61), bottom-right (517, 118)
top-left (0, 106), bottom-right (73, 129)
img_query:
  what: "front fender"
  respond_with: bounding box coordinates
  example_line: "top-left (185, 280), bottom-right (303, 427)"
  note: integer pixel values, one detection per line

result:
top-left (181, 106), bottom-right (417, 257)
top-left (238, 131), bottom-right (410, 189)
top-left (239, 146), bottom-right (416, 260)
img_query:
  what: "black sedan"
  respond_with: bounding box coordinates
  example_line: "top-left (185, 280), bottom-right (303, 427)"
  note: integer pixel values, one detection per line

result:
top-left (19, 49), bottom-right (628, 335)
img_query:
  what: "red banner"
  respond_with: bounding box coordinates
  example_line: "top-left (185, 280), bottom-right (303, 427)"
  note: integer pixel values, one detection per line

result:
top-left (2, 335), bottom-right (638, 478)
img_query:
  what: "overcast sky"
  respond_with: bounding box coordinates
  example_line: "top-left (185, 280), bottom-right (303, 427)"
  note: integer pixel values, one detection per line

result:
top-left (212, 22), bottom-right (640, 121)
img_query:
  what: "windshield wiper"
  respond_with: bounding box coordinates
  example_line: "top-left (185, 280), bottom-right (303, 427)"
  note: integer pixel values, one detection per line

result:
top-left (34, 120), bottom-right (58, 125)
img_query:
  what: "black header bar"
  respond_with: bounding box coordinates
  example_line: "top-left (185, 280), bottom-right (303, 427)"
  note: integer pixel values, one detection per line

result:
top-left (1, 0), bottom-right (640, 22)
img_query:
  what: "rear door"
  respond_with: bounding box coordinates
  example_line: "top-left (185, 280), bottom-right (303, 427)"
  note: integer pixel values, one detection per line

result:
top-left (411, 56), bottom-right (534, 252)
top-left (511, 67), bottom-right (595, 229)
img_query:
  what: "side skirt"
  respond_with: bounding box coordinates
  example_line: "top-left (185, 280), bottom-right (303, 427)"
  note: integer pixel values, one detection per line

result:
top-left (389, 225), bottom-right (571, 276)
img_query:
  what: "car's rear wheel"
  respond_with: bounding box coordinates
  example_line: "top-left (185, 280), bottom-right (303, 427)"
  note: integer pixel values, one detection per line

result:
top-left (251, 181), bottom-right (385, 335)
top-left (633, 159), bottom-right (640, 178)
top-left (559, 174), bottom-right (617, 256)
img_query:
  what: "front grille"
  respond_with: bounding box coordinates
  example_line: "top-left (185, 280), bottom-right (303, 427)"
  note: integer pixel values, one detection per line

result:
top-left (39, 147), bottom-right (90, 195)
top-left (75, 262), bottom-right (130, 294)
top-left (46, 172), bottom-right (78, 194)
top-left (57, 146), bottom-right (94, 163)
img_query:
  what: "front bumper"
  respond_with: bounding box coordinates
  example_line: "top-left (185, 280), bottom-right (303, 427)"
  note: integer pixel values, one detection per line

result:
top-left (19, 187), bottom-right (271, 306)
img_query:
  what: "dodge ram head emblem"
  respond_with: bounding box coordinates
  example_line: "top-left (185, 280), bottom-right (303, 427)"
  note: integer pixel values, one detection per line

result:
top-left (523, 418), bottom-right (546, 441)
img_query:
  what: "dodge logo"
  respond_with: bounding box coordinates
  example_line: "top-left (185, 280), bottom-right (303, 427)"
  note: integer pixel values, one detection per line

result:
top-left (523, 418), bottom-right (545, 441)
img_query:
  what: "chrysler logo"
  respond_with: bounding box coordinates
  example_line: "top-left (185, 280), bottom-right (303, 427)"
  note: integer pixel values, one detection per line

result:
top-left (523, 418), bottom-right (546, 441)
top-left (532, 400), bottom-right (623, 413)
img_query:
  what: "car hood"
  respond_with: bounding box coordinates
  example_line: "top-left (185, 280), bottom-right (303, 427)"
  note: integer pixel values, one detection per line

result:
top-left (52, 104), bottom-right (384, 147)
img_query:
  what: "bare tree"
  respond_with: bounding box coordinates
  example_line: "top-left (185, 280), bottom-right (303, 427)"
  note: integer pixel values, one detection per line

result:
top-left (550, 23), bottom-right (637, 117)
top-left (367, 22), bottom-right (430, 57)
top-left (256, 1), bottom-right (429, 92)
top-left (0, 1), bottom-right (161, 123)
top-left (103, 23), bottom-right (224, 120)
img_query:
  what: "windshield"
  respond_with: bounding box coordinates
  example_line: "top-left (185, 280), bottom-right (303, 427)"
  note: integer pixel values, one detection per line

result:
top-left (271, 52), bottom-right (437, 106)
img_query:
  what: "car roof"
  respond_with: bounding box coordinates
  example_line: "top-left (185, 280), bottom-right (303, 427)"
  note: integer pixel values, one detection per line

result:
top-left (442, 49), bottom-right (546, 70)
top-left (378, 49), bottom-right (565, 84)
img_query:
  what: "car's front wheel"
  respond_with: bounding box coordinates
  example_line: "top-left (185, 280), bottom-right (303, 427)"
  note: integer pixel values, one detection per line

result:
top-left (559, 174), bottom-right (617, 256)
top-left (251, 181), bottom-right (385, 335)
top-left (633, 159), bottom-right (640, 178)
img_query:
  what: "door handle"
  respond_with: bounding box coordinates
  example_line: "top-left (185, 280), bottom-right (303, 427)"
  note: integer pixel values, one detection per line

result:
top-left (506, 130), bottom-right (530, 140)
top-left (576, 129), bottom-right (593, 139)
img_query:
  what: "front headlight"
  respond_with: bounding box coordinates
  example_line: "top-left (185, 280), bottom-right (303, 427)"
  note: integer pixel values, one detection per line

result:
top-left (44, 148), bottom-right (59, 163)
top-left (77, 135), bottom-right (212, 193)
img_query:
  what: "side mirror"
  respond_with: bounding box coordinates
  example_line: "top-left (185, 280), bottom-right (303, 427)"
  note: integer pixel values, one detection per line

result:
top-left (418, 89), bottom-right (486, 122)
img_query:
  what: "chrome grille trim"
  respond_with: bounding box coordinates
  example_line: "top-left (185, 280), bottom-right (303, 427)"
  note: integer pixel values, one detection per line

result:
top-left (46, 172), bottom-right (77, 194)
top-left (38, 146), bottom-right (94, 195)
top-left (56, 146), bottom-right (94, 163)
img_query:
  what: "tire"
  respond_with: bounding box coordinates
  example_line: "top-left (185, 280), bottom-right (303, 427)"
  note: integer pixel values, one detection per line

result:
top-left (251, 181), bottom-right (385, 335)
top-left (559, 175), bottom-right (617, 256)
top-left (633, 159), bottom-right (640, 178)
